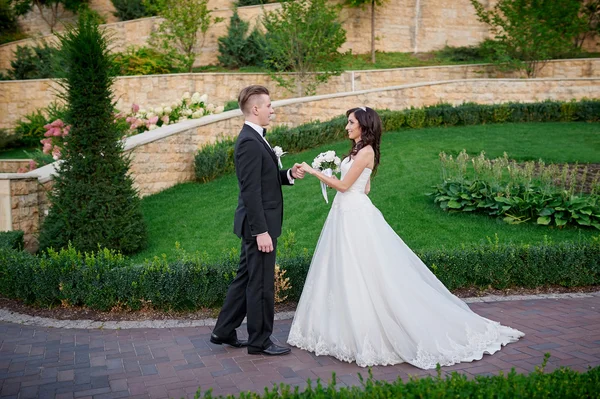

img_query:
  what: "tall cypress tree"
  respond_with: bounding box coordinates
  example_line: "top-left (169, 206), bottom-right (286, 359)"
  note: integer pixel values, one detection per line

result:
top-left (39, 13), bottom-right (147, 254)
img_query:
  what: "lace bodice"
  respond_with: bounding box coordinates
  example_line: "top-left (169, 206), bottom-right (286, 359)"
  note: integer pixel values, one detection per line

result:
top-left (340, 157), bottom-right (372, 194)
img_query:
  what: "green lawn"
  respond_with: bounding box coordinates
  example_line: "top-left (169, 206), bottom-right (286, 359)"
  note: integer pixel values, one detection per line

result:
top-left (192, 50), bottom-right (600, 74)
top-left (131, 122), bottom-right (600, 263)
top-left (191, 50), bottom-right (488, 74)
top-left (0, 148), bottom-right (35, 159)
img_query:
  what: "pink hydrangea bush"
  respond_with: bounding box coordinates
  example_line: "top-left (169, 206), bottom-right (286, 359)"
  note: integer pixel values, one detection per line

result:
top-left (34, 93), bottom-right (225, 163)
top-left (40, 119), bottom-right (70, 160)
top-left (123, 92), bottom-right (225, 136)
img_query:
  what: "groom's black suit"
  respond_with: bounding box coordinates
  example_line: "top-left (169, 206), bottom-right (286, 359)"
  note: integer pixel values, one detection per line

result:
top-left (213, 123), bottom-right (292, 351)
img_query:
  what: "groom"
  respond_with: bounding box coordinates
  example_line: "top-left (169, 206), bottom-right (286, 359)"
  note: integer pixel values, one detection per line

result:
top-left (210, 85), bottom-right (304, 356)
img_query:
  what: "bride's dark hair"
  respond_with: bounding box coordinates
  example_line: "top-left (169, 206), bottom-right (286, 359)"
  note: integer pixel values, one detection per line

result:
top-left (346, 106), bottom-right (382, 176)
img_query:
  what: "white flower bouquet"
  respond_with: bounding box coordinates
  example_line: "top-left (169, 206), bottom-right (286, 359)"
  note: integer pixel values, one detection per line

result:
top-left (312, 150), bottom-right (341, 203)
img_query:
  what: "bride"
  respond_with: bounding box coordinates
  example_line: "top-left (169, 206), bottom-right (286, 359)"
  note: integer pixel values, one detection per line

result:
top-left (287, 106), bottom-right (524, 369)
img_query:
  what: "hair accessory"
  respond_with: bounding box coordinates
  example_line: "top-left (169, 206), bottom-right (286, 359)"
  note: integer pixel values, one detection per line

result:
top-left (359, 106), bottom-right (367, 111)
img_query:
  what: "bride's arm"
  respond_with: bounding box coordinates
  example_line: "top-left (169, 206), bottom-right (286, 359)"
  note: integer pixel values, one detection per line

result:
top-left (301, 149), bottom-right (373, 193)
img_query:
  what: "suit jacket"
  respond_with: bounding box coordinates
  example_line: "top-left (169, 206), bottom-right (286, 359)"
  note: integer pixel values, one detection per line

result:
top-left (233, 124), bottom-right (292, 239)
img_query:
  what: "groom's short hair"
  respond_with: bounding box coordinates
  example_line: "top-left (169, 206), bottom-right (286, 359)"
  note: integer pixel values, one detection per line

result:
top-left (238, 85), bottom-right (270, 115)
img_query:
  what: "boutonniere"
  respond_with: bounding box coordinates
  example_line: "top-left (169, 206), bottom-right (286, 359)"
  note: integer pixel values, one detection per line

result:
top-left (272, 146), bottom-right (287, 168)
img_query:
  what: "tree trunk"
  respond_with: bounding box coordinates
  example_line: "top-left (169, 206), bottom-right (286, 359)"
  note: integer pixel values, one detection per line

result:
top-left (371, 0), bottom-right (376, 63)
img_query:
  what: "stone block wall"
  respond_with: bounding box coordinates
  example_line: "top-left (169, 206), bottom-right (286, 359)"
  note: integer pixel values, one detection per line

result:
top-left (6, 1), bottom-right (598, 74)
top-left (16, 0), bottom-right (119, 35)
top-left (5, 176), bottom-right (42, 251)
top-left (2, 58), bottom-right (600, 130)
top-left (0, 160), bottom-right (34, 173)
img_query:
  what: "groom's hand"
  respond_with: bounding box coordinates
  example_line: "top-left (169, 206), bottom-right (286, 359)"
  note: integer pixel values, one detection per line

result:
top-left (291, 163), bottom-right (305, 179)
top-left (256, 232), bottom-right (274, 253)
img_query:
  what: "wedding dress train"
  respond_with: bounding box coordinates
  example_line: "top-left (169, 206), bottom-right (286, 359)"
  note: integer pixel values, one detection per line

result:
top-left (287, 157), bottom-right (524, 369)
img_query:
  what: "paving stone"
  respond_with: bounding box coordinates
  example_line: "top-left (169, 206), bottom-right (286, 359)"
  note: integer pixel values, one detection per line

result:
top-left (0, 294), bottom-right (599, 399)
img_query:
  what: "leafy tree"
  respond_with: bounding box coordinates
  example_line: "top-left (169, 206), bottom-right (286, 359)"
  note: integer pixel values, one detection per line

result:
top-left (344, 0), bottom-right (386, 64)
top-left (217, 9), bottom-right (266, 68)
top-left (149, 0), bottom-right (222, 72)
top-left (263, 0), bottom-right (346, 96)
top-left (1, 0), bottom-right (19, 33)
top-left (470, 0), bottom-right (586, 77)
top-left (10, 0), bottom-right (89, 32)
top-left (0, 0), bottom-right (27, 44)
top-left (575, 0), bottom-right (600, 49)
top-left (39, 12), bottom-right (147, 255)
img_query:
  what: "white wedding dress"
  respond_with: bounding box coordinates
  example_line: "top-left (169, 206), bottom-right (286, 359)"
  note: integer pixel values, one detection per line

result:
top-left (287, 157), bottom-right (524, 369)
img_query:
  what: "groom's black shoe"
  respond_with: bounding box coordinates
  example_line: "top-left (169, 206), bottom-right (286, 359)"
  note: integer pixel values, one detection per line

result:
top-left (248, 343), bottom-right (291, 356)
top-left (209, 333), bottom-right (248, 348)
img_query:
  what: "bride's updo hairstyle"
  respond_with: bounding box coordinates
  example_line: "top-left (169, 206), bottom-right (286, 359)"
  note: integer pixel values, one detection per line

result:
top-left (346, 106), bottom-right (382, 176)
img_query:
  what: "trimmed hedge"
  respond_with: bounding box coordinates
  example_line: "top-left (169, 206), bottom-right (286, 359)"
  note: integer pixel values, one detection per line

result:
top-left (192, 359), bottom-right (599, 398)
top-left (0, 238), bottom-right (597, 311)
top-left (195, 99), bottom-right (600, 183)
top-left (0, 231), bottom-right (23, 250)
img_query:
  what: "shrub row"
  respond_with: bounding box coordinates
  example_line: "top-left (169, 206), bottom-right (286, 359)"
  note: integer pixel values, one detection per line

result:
top-left (191, 360), bottom-right (599, 398)
top-left (194, 99), bottom-right (600, 182)
top-left (1, 237), bottom-right (598, 311)
top-left (0, 231), bottom-right (23, 250)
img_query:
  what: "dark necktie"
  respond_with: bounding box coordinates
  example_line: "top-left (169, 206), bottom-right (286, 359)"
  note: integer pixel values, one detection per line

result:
top-left (262, 128), bottom-right (267, 137)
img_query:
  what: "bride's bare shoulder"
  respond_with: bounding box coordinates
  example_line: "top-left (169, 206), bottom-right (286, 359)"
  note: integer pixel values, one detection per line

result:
top-left (357, 145), bottom-right (374, 155)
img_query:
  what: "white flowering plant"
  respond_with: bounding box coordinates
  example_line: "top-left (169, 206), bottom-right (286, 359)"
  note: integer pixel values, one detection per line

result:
top-left (124, 91), bottom-right (225, 136)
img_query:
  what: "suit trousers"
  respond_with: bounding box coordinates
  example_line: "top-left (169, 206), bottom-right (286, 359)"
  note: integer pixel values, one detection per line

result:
top-left (213, 234), bottom-right (278, 350)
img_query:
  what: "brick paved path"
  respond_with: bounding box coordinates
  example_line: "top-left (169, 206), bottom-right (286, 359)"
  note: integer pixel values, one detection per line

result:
top-left (1, 294), bottom-right (599, 399)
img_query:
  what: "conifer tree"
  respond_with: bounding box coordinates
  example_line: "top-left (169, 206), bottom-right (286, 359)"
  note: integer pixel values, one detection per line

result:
top-left (39, 13), bottom-right (147, 254)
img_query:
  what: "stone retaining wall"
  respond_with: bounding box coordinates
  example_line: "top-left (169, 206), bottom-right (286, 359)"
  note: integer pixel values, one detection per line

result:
top-left (2, 58), bottom-right (599, 130)
top-left (14, 0), bottom-right (234, 36)
top-left (8, 1), bottom-right (598, 74)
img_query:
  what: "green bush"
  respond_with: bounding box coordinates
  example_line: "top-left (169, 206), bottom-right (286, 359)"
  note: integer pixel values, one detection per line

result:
top-left (2, 237), bottom-right (597, 311)
top-left (191, 360), bottom-right (599, 398)
top-left (0, 231), bottom-right (24, 250)
top-left (13, 109), bottom-right (47, 148)
top-left (0, 245), bottom-right (238, 310)
top-left (436, 44), bottom-right (490, 62)
top-left (112, 46), bottom-right (178, 75)
top-left (9, 43), bottom-right (64, 80)
top-left (236, 0), bottom-right (264, 5)
top-left (236, 0), bottom-right (291, 6)
top-left (223, 100), bottom-right (238, 111)
top-left (0, 128), bottom-right (23, 151)
top-left (0, 0), bottom-right (27, 45)
top-left (110, 0), bottom-right (158, 21)
top-left (419, 236), bottom-right (600, 291)
top-left (13, 102), bottom-right (68, 148)
top-left (194, 138), bottom-right (236, 183)
top-left (217, 10), bottom-right (266, 68)
top-left (23, 149), bottom-right (54, 169)
top-left (194, 99), bottom-right (600, 184)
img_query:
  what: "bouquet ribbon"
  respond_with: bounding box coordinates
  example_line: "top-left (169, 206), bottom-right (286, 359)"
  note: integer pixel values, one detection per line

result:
top-left (321, 168), bottom-right (333, 203)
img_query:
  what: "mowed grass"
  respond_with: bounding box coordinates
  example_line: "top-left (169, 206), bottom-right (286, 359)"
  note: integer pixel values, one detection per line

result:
top-left (131, 122), bottom-right (600, 263)
top-left (0, 148), bottom-right (35, 159)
